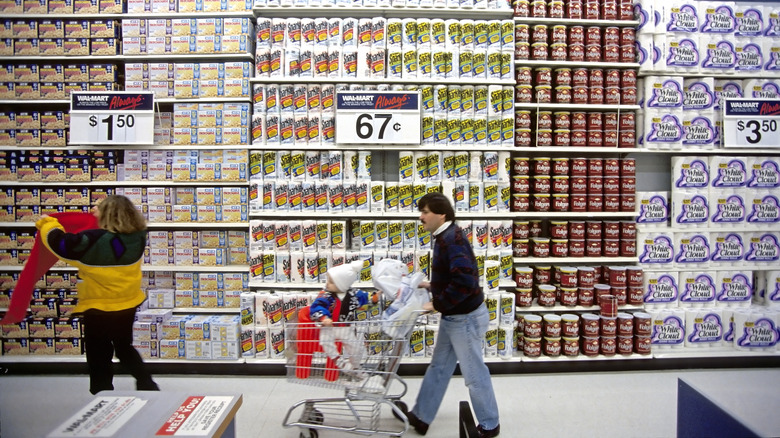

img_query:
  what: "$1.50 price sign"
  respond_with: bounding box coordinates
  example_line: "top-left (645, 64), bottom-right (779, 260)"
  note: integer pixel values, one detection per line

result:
top-left (722, 98), bottom-right (780, 149)
top-left (69, 91), bottom-right (155, 145)
top-left (335, 91), bottom-right (421, 145)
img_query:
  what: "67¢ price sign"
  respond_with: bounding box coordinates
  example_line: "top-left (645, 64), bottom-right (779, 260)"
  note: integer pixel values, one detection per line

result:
top-left (70, 92), bottom-right (155, 145)
top-left (335, 91), bottom-right (421, 145)
top-left (723, 98), bottom-right (780, 149)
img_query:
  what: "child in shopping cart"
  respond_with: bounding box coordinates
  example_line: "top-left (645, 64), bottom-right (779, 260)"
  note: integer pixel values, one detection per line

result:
top-left (306, 260), bottom-right (378, 372)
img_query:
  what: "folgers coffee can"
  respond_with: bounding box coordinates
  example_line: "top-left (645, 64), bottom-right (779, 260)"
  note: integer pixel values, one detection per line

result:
top-left (603, 220), bottom-right (620, 238)
top-left (562, 314), bottom-right (580, 337)
top-left (513, 157), bottom-right (530, 175)
top-left (551, 25), bottom-right (567, 43)
top-left (570, 194), bottom-right (587, 211)
top-left (530, 0), bottom-right (547, 18)
top-left (516, 42), bottom-right (530, 59)
top-left (617, 336), bottom-right (633, 355)
top-left (585, 239), bottom-right (601, 257)
top-left (584, 1), bottom-right (599, 19)
top-left (554, 129), bottom-right (571, 146)
top-left (618, 130), bottom-right (636, 148)
top-left (578, 286), bottom-right (594, 305)
top-left (524, 314), bottom-right (542, 337)
top-left (548, 0), bottom-right (565, 18)
top-left (633, 312), bottom-right (651, 336)
top-left (524, 337), bottom-right (542, 357)
top-left (588, 130), bottom-right (603, 147)
top-left (605, 69), bottom-right (621, 87)
top-left (599, 294), bottom-right (618, 317)
top-left (535, 84), bottom-right (552, 103)
top-left (568, 43), bottom-right (585, 61)
top-left (551, 238), bottom-right (568, 256)
top-left (587, 158), bottom-right (603, 176)
top-left (566, 1), bottom-right (583, 19)
top-left (618, 112), bottom-right (635, 131)
top-left (537, 284), bottom-right (557, 306)
top-left (569, 239), bottom-right (585, 257)
top-left (515, 84), bottom-right (532, 102)
top-left (604, 195), bottom-right (620, 211)
top-left (635, 336), bottom-right (651, 354)
top-left (551, 43), bottom-right (568, 61)
top-left (585, 26), bottom-right (601, 45)
top-left (532, 157), bottom-right (551, 175)
top-left (513, 220), bottom-right (530, 238)
top-left (589, 86), bottom-right (604, 104)
top-left (617, 313), bottom-right (634, 336)
top-left (600, 315), bottom-right (617, 336)
top-left (553, 111), bottom-right (571, 129)
top-left (621, 176), bottom-right (636, 194)
top-left (552, 176), bottom-right (570, 193)
top-left (515, 23), bottom-right (530, 42)
top-left (514, 265), bottom-right (533, 287)
top-left (533, 264), bottom-right (551, 283)
top-left (569, 221), bottom-right (585, 239)
top-left (621, 69), bottom-right (637, 87)
top-left (621, 86), bottom-right (637, 104)
top-left (626, 266), bottom-right (643, 286)
top-left (516, 110), bottom-right (532, 129)
top-left (620, 238), bottom-right (636, 256)
top-left (600, 336), bottom-right (617, 356)
top-left (552, 194), bottom-right (569, 211)
top-left (533, 193), bottom-right (551, 211)
top-left (535, 67), bottom-right (552, 85)
top-left (515, 288), bottom-right (533, 306)
top-left (581, 336), bottom-right (599, 356)
top-left (603, 158), bottom-right (620, 175)
top-left (605, 87), bottom-right (621, 104)
top-left (516, 66), bottom-right (532, 85)
top-left (571, 130), bottom-right (588, 146)
top-left (611, 286), bottom-right (627, 305)
top-left (543, 314), bottom-right (562, 337)
top-left (536, 110), bottom-right (553, 129)
top-left (571, 111), bottom-right (587, 130)
top-left (529, 220), bottom-right (543, 237)
top-left (554, 85), bottom-right (572, 103)
top-left (531, 42), bottom-right (549, 60)
top-left (580, 313), bottom-right (600, 336)
top-left (532, 237), bottom-right (550, 256)
top-left (512, 175), bottom-right (530, 193)
top-left (513, 236), bottom-right (529, 255)
top-left (543, 337), bottom-right (562, 356)
top-left (603, 239), bottom-right (620, 256)
top-left (620, 44), bottom-right (635, 62)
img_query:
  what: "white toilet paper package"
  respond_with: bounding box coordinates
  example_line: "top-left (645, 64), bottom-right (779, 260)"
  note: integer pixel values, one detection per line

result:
top-left (371, 258), bottom-right (429, 338)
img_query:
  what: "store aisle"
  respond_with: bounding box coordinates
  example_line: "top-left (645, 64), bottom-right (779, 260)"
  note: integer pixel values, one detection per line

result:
top-left (1, 368), bottom-right (778, 437)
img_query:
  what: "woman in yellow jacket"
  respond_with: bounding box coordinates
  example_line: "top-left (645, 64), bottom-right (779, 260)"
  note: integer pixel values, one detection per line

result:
top-left (36, 195), bottom-right (158, 394)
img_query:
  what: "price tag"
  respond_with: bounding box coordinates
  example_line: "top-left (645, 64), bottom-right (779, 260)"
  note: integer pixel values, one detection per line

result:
top-left (722, 98), bottom-right (780, 148)
top-left (69, 91), bottom-right (155, 145)
top-left (335, 91), bottom-right (421, 145)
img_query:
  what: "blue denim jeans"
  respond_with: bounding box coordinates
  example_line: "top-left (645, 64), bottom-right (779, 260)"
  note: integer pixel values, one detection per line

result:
top-left (412, 302), bottom-right (499, 430)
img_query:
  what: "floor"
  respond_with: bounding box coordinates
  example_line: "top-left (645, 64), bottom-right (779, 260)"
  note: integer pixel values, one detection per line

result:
top-left (1, 368), bottom-right (779, 437)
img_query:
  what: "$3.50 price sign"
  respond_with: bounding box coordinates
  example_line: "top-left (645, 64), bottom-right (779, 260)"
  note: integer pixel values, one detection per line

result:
top-left (723, 98), bottom-right (780, 149)
top-left (335, 91), bottom-right (421, 145)
top-left (70, 91), bottom-right (155, 145)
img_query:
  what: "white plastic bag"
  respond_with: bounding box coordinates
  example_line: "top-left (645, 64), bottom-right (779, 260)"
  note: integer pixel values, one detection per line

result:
top-left (372, 259), bottom-right (429, 338)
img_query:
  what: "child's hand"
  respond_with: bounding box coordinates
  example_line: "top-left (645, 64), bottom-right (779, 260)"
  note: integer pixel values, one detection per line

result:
top-left (371, 291), bottom-right (380, 304)
top-left (320, 317), bottom-right (333, 327)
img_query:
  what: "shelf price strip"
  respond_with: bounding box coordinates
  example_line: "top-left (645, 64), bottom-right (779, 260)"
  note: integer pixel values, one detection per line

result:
top-left (722, 98), bottom-right (780, 149)
top-left (69, 91), bottom-right (155, 145)
top-left (335, 91), bottom-right (421, 145)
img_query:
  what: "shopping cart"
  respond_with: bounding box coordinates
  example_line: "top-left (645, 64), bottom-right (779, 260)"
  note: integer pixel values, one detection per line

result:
top-left (282, 307), bottom-right (423, 438)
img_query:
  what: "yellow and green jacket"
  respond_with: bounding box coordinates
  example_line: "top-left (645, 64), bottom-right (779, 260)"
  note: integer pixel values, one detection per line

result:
top-left (36, 216), bottom-right (147, 313)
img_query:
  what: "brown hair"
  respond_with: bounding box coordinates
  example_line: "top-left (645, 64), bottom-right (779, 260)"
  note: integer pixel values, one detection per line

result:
top-left (98, 195), bottom-right (146, 234)
top-left (418, 193), bottom-right (455, 222)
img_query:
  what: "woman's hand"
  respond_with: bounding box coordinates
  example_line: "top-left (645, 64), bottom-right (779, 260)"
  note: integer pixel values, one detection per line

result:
top-left (320, 317), bottom-right (333, 327)
top-left (418, 281), bottom-right (431, 290)
top-left (422, 302), bottom-right (434, 312)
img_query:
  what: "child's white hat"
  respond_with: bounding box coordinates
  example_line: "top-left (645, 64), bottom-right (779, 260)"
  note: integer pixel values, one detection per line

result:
top-left (328, 260), bottom-right (364, 293)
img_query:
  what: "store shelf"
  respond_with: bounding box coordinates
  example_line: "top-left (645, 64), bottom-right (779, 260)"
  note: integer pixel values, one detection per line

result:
top-left (2, 180), bottom-right (248, 187)
top-left (249, 77), bottom-right (515, 86)
top-left (251, 143), bottom-right (520, 151)
top-left (513, 17), bottom-right (640, 27)
top-left (142, 265), bottom-right (248, 273)
top-left (512, 146), bottom-right (638, 153)
top-left (121, 53), bottom-right (254, 62)
top-left (248, 280), bottom-right (517, 289)
top-left (641, 265), bottom-right (780, 272)
top-left (514, 60), bottom-right (640, 69)
top-left (252, 6), bottom-right (513, 19)
top-left (630, 148), bottom-right (776, 155)
top-left (0, 12), bottom-right (255, 19)
top-left (515, 304), bottom-right (645, 313)
top-left (0, 55), bottom-right (124, 62)
top-left (514, 256), bottom-right (638, 264)
top-left (247, 210), bottom-right (637, 219)
top-left (0, 265), bottom-right (249, 272)
top-left (147, 222), bottom-right (250, 229)
top-left (0, 99), bottom-right (70, 105)
top-left (172, 307), bottom-right (241, 314)
top-left (0, 145), bottom-right (253, 151)
top-left (519, 353), bottom-right (651, 362)
top-left (653, 349), bottom-right (780, 360)
top-left (156, 97), bottom-right (252, 104)
top-left (637, 71), bottom-right (769, 79)
top-left (515, 103), bottom-right (640, 111)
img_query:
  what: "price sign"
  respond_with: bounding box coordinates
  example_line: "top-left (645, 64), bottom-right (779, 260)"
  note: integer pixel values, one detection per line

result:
top-left (69, 91), bottom-right (155, 145)
top-left (722, 98), bottom-right (780, 148)
top-left (335, 91), bottom-right (421, 145)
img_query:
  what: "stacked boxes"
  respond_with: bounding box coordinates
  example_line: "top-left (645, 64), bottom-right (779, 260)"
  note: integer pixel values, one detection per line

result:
top-left (0, 19), bottom-right (119, 58)
top-left (142, 229), bottom-right (249, 267)
top-left (124, 62), bottom-right (252, 99)
top-left (121, 18), bottom-right (254, 56)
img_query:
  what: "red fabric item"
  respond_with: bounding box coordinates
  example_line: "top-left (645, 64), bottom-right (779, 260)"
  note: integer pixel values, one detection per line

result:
top-left (0, 212), bottom-right (98, 325)
top-left (295, 306), bottom-right (341, 382)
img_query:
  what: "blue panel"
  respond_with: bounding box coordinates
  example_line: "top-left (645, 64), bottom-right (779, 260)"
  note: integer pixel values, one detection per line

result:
top-left (677, 379), bottom-right (760, 438)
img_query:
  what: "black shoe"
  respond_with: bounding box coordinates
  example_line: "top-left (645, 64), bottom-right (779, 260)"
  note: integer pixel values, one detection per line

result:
top-left (397, 403), bottom-right (429, 435)
top-left (478, 424), bottom-right (500, 438)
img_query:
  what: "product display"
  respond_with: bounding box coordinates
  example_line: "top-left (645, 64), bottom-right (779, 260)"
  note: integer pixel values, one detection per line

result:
top-left (0, 1), bottom-right (777, 365)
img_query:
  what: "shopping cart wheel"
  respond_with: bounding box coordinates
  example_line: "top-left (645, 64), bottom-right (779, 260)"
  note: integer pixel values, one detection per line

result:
top-left (391, 400), bottom-right (408, 422)
top-left (299, 430), bottom-right (318, 438)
